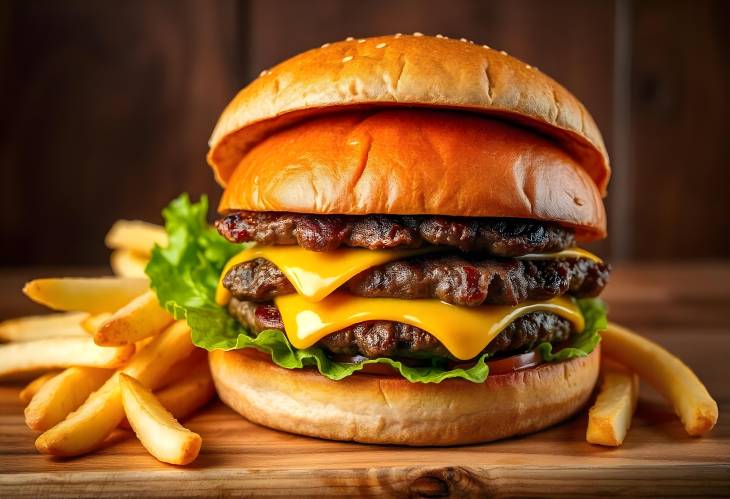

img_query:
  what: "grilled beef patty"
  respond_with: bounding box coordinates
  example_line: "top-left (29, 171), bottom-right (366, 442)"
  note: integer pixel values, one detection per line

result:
top-left (222, 255), bottom-right (609, 307)
top-left (228, 298), bottom-right (573, 360)
top-left (216, 212), bottom-right (575, 255)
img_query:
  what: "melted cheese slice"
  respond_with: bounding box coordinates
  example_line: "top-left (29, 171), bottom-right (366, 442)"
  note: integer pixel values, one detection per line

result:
top-left (216, 245), bottom-right (435, 305)
top-left (274, 293), bottom-right (584, 360)
top-left (517, 247), bottom-right (603, 263)
top-left (217, 245), bottom-right (603, 306)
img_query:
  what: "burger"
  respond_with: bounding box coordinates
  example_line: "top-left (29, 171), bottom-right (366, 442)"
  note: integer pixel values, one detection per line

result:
top-left (147, 34), bottom-right (611, 445)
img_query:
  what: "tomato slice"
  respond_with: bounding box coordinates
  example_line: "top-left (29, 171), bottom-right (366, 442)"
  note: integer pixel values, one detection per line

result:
top-left (445, 350), bottom-right (542, 375)
top-left (485, 350), bottom-right (542, 375)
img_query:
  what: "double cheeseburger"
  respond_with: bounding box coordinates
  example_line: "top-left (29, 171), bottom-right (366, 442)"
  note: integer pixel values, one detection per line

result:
top-left (203, 34), bottom-right (611, 445)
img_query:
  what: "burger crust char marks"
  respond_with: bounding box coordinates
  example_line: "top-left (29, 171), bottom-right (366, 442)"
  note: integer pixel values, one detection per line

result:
top-left (206, 34), bottom-right (613, 445)
top-left (215, 211), bottom-right (578, 254)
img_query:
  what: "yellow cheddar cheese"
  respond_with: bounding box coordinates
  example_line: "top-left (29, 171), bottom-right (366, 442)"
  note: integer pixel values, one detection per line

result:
top-left (274, 293), bottom-right (584, 360)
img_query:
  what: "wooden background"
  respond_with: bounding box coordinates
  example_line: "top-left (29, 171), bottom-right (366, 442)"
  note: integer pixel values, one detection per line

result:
top-left (0, 0), bottom-right (728, 266)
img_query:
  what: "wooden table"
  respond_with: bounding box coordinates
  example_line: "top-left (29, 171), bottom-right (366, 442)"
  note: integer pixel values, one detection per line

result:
top-left (1, 263), bottom-right (729, 497)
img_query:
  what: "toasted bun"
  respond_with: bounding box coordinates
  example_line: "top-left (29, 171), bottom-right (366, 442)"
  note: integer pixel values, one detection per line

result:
top-left (208, 34), bottom-right (610, 194)
top-left (219, 109), bottom-right (606, 240)
top-left (209, 345), bottom-right (600, 446)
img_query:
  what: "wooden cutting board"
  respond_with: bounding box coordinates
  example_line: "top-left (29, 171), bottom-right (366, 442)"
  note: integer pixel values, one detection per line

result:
top-left (1, 263), bottom-right (729, 497)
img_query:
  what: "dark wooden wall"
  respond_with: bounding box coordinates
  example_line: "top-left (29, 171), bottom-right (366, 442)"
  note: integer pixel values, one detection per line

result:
top-left (0, 0), bottom-right (728, 266)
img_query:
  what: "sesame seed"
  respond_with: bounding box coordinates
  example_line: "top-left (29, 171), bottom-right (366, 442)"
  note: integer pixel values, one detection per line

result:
top-left (482, 44), bottom-right (490, 49)
top-left (525, 64), bottom-right (532, 69)
top-left (342, 55), bottom-right (353, 62)
top-left (500, 50), bottom-right (508, 55)
top-left (435, 34), bottom-right (444, 38)
top-left (345, 36), bottom-right (355, 41)
top-left (394, 33), bottom-right (402, 38)
top-left (321, 42), bottom-right (330, 48)
top-left (358, 38), bottom-right (366, 43)
top-left (460, 37), bottom-right (468, 42)
top-left (259, 70), bottom-right (268, 77)
top-left (376, 42), bottom-right (387, 48)
top-left (413, 32), bottom-right (423, 37)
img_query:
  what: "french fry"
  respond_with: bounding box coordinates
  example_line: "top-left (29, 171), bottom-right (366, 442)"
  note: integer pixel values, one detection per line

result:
top-left (587, 360), bottom-right (639, 446)
top-left (81, 313), bottom-right (112, 335)
top-left (135, 336), bottom-right (156, 351)
top-left (95, 290), bottom-right (172, 346)
top-left (0, 337), bottom-right (134, 378)
top-left (156, 348), bottom-right (208, 389)
top-left (601, 322), bottom-right (718, 436)
top-left (0, 312), bottom-right (89, 342)
top-left (110, 249), bottom-right (149, 278)
top-left (120, 354), bottom-right (214, 429)
top-left (119, 374), bottom-right (202, 465)
top-left (23, 277), bottom-right (149, 314)
top-left (19, 371), bottom-right (62, 404)
top-left (154, 361), bottom-right (215, 422)
top-left (105, 220), bottom-right (167, 256)
top-left (25, 367), bottom-right (113, 431)
top-left (35, 321), bottom-right (194, 457)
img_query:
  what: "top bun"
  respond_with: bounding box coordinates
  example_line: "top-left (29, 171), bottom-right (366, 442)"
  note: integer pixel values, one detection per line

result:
top-left (208, 34), bottom-right (610, 194)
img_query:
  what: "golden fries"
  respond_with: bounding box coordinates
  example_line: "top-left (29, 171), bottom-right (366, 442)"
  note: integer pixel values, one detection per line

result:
top-left (587, 360), bottom-right (639, 446)
top-left (601, 322), bottom-right (718, 436)
top-left (35, 372), bottom-right (126, 457)
top-left (23, 277), bottom-right (149, 314)
top-left (105, 220), bottom-right (167, 256)
top-left (0, 337), bottom-right (134, 378)
top-left (121, 355), bottom-right (214, 429)
top-left (25, 367), bottom-right (113, 431)
top-left (156, 348), bottom-right (208, 389)
top-left (35, 321), bottom-right (194, 457)
top-left (19, 371), bottom-right (61, 404)
top-left (0, 312), bottom-right (89, 342)
top-left (110, 250), bottom-right (149, 278)
top-left (119, 373), bottom-right (202, 465)
top-left (155, 361), bottom-right (215, 422)
top-left (95, 290), bottom-right (172, 346)
top-left (81, 313), bottom-right (112, 334)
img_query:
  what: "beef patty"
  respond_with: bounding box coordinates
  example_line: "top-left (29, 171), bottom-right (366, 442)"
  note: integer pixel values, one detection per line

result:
top-left (216, 212), bottom-right (575, 255)
top-left (228, 298), bottom-right (574, 360)
top-left (223, 255), bottom-right (610, 307)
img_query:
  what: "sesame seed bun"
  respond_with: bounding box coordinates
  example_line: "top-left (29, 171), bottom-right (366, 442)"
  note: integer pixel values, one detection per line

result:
top-left (208, 34), bottom-right (610, 194)
top-left (219, 109), bottom-right (606, 240)
top-left (209, 346), bottom-right (600, 446)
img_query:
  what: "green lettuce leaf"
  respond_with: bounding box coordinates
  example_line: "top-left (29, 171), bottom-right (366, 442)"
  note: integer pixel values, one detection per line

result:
top-left (147, 195), bottom-right (606, 384)
top-left (536, 298), bottom-right (605, 362)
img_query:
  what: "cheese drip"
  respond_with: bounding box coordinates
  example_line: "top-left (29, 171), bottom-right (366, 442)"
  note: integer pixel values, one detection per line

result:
top-left (217, 245), bottom-right (603, 306)
top-left (274, 293), bottom-right (584, 360)
top-left (216, 245), bottom-right (435, 305)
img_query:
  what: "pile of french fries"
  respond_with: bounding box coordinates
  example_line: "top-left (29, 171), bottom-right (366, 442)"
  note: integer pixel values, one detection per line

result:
top-left (0, 221), bottom-right (214, 465)
top-left (0, 219), bottom-right (719, 461)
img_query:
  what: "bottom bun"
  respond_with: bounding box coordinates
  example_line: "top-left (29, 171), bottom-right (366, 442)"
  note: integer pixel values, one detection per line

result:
top-left (209, 346), bottom-right (600, 446)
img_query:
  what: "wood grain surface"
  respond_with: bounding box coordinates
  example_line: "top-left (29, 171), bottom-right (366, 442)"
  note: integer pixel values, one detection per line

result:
top-left (1, 263), bottom-right (729, 497)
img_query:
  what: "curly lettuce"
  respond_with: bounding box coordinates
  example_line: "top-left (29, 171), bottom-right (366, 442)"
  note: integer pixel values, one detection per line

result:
top-left (147, 195), bottom-right (606, 383)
